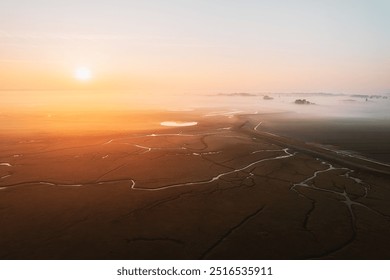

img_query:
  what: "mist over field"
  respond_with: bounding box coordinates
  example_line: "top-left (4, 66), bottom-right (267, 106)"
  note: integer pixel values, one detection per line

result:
top-left (1, 0), bottom-right (390, 264)
top-left (1, 90), bottom-right (389, 117)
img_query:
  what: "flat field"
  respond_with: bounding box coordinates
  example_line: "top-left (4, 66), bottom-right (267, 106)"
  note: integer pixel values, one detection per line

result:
top-left (1, 110), bottom-right (389, 259)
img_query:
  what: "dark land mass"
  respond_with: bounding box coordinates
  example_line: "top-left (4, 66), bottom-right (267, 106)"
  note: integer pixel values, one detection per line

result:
top-left (256, 112), bottom-right (390, 164)
top-left (0, 110), bottom-right (389, 259)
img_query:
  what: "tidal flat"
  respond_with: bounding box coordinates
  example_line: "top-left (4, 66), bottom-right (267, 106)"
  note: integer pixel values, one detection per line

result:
top-left (0, 109), bottom-right (389, 259)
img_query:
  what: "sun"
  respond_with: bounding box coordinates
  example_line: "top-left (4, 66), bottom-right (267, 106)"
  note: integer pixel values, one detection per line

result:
top-left (74, 67), bottom-right (92, 81)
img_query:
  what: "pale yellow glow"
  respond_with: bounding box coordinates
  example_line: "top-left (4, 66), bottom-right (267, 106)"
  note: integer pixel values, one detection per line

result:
top-left (74, 67), bottom-right (92, 81)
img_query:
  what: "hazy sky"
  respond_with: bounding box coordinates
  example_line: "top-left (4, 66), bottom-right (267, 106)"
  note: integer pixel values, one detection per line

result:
top-left (0, 0), bottom-right (389, 93)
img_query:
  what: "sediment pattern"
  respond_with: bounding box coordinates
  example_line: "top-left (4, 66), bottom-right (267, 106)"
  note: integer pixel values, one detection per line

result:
top-left (0, 113), bottom-right (389, 259)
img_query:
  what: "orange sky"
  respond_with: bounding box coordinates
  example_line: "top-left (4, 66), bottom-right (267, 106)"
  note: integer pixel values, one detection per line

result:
top-left (1, 1), bottom-right (389, 94)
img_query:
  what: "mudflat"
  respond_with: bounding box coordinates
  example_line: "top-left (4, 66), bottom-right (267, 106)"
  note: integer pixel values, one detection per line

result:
top-left (0, 110), bottom-right (389, 259)
top-left (255, 112), bottom-right (390, 164)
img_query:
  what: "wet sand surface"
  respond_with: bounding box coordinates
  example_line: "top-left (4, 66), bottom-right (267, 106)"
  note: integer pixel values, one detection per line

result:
top-left (0, 111), bottom-right (390, 259)
top-left (257, 112), bottom-right (390, 164)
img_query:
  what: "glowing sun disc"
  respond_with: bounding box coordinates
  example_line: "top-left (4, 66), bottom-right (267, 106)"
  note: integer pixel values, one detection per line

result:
top-left (74, 67), bottom-right (92, 81)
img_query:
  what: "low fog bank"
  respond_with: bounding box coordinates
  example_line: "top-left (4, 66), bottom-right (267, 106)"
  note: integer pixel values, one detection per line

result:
top-left (196, 92), bottom-right (390, 164)
top-left (199, 92), bottom-right (390, 120)
top-left (1, 91), bottom-right (389, 119)
top-left (1, 90), bottom-right (389, 162)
